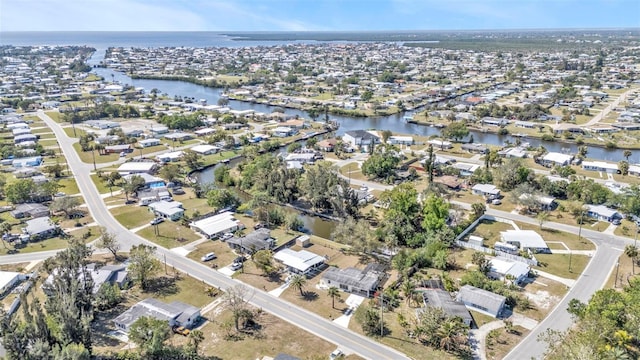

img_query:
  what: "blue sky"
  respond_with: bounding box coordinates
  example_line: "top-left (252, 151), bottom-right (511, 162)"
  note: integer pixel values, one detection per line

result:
top-left (1, 0), bottom-right (639, 32)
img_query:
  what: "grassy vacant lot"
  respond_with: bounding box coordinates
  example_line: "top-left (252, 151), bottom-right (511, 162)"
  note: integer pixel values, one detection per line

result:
top-left (465, 219), bottom-right (514, 248)
top-left (63, 126), bottom-right (88, 138)
top-left (31, 127), bottom-right (53, 134)
top-left (0, 226), bottom-right (98, 255)
top-left (136, 222), bottom-right (201, 249)
top-left (533, 253), bottom-right (590, 280)
top-left (58, 177), bottom-right (80, 195)
top-left (605, 253), bottom-right (639, 289)
top-left (90, 173), bottom-right (112, 194)
top-left (187, 239), bottom-right (238, 269)
top-left (349, 299), bottom-right (456, 360)
top-left (180, 196), bottom-right (211, 218)
top-left (200, 150), bottom-right (239, 167)
top-left (44, 111), bottom-right (63, 123)
top-left (519, 277), bottom-right (567, 321)
top-left (614, 219), bottom-right (640, 238)
top-left (111, 205), bottom-right (155, 229)
top-left (72, 143), bottom-right (119, 163)
top-left (194, 308), bottom-right (343, 360)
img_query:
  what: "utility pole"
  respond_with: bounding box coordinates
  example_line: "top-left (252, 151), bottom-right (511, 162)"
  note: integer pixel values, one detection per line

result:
top-left (91, 145), bottom-right (97, 171)
top-left (380, 290), bottom-right (384, 337)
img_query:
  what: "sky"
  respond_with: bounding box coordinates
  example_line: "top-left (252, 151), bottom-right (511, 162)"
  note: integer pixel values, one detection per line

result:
top-left (1, 0), bottom-right (639, 32)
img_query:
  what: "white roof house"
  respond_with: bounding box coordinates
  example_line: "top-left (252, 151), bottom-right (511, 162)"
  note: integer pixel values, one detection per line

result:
top-left (582, 160), bottom-right (619, 173)
top-left (190, 144), bottom-right (220, 155)
top-left (472, 184), bottom-right (501, 197)
top-left (274, 248), bottom-right (326, 276)
top-left (117, 162), bottom-right (157, 175)
top-left (189, 211), bottom-right (244, 239)
top-left (156, 151), bottom-right (184, 163)
top-left (500, 230), bottom-right (549, 253)
top-left (148, 201), bottom-right (184, 221)
top-left (489, 258), bottom-right (530, 285)
top-left (541, 152), bottom-right (574, 166)
top-left (0, 271), bottom-right (26, 294)
top-left (586, 204), bottom-right (621, 222)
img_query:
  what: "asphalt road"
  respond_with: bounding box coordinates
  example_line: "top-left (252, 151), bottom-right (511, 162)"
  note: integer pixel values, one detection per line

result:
top-left (32, 111), bottom-right (409, 360)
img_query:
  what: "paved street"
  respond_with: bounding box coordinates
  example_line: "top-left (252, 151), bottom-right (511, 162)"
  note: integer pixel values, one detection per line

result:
top-left (26, 111), bottom-right (410, 360)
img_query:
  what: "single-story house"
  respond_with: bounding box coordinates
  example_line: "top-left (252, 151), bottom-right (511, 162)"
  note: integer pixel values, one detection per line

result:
top-left (586, 204), bottom-right (621, 222)
top-left (452, 162), bottom-right (480, 177)
top-left (10, 203), bottom-right (49, 219)
top-left (428, 139), bottom-right (453, 149)
top-left (190, 144), bottom-right (220, 155)
top-left (488, 258), bottom-right (530, 285)
top-left (472, 184), bottom-right (501, 198)
top-left (316, 138), bottom-right (337, 152)
top-left (105, 144), bottom-right (132, 154)
top-left (12, 128), bottom-right (31, 136)
top-left (0, 271), bottom-right (27, 295)
top-left (499, 147), bottom-right (527, 159)
top-left (480, 117), bottom-right (509, 127)
top-left (148, 201), bottom-right (184, 221)
top-left (150, 126), bottom-right (170, 135)
top-left (461, 143), bottom-right (488, 154)
top-left (44, 263), bottom-right (129, 295)
top-left (226, 228), bottom-right (274, 254)
top-left (189, 211), bottom-right (244, 239)
top-left (271, 126), bottom-right (297, 137)
top-left (582, 160), bottom-right (619, 174)
top-left (23, 216), bottom-right (59, 240)
top-left (14, 134), bottom-right (38, 144)
top-left (85, 120), bottom-right (120, 129)
top-left (138, 188), bottom-right (172, 206)
top-left (138, 138), bottom-right (161, 148)
top-left (518, 194), bottom-right (557, 211)
top-left (117, 162), bottom-right (157, 175)
top-left (113, 298), bottom-right (200, 333)
top-left (420, 288), bottom-right (473, 326)
top-left (456, 285), bottom-right (506, 318)
top-left (541, 152), bottom-right (574, 167)
top-left (284, 153), bottom-right (316, 164)
top-left (387, 136), bottom-right (413, 145)
top-left (494, 241), bottom-right (519, 255)
top-left (156, 151), bottom-right (184, 163)
top-left (164, 132), bottom-right (193, 142)
top-left (342, 130), bottom-right (380, 150)
top-left (273, 248), bottom-right (326, 277)
top-left (319, 263), bottom-right (387, 298)
top-left (194, 128), bottom-right (217, 137)
top-left (12, 156), bottom-right (43, 168)
top-left (500, 230), bottom-right (549, 253)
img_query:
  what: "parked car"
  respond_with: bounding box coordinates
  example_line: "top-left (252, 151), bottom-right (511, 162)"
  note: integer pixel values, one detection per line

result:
top-left (172, 326), bottom-right (190, 336)
top-left (254, 222), bottom-right (266, 230)
top-left (119, 152), bottom-right (126, 157)
top-left (612, 218), bottom-right (622, 225)
top-left (125, 199), bottom-right (137, 205)
top-left (201, 252), bottom-right (217, 262)
top-left (233, 256), bottom-right (246, 264)
top-left (329, 349), bottom-right (344, 360)
top-left (230, 262), bottom-right (243, 271)
top-left (221, 232), bottom-right (233, 241)
top-left (150, 217), bottom-right (164, 225)
top-left (172, 188), bottom-right (186, 195)
top-left (491, 199), bottom-right (502, 205)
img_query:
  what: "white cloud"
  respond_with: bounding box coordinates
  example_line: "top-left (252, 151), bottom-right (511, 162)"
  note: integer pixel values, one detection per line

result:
top-left (1, 0), bottom-right (208, 31)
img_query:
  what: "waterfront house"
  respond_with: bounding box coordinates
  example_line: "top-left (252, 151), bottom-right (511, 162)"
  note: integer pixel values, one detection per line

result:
top-left (189, 211), bottom-right (244, 239)
top-left (541, 152), bottom-right (574, 167)
top-left (190, 144), bottom-right (220, 155)
top-left (273, 248), bottom-right (326, 277)
top-left (461, 143), bottom-right (488, 154)
top-left (316, 138), bottom-right (337, 152)
top-left (271, 126), bottom-right (297, 137)
top-left (582, 160), bottom-right (619, 174)
top-left (226, 228), bottom-right (274, 254)
top-left (387, 135), bottom-right (414, 145)
top-left (342, 130), bottom-right (380, 150)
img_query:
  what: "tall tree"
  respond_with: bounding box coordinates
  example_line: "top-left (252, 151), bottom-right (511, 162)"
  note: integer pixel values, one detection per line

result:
top-left (159, 163), bottom-right (181, 184)
top-left (625, 245), bottom-right (638, 275)
top-left (51, 196), bottom-right (82, 218)
top-left (327, 286), bottom-right (341, 309)
top-left (128, 316), bottom-right (171, 357)
top-left (94, 227), bottom-right (120, 260)
top-left (289, 274), bottom-right (307, 297)
top-left (183, 150), bottom-right (202, 171)
top-left (441, 122), bottom-right (469, 142)
top-left (623, 150), bottom-right (632, 162)
top-left (206, 188), bottom-right (240, 211)
top-left (121, 175), bottom-right (145, 202)
top-left (129, 244), bottom-right (158, 290)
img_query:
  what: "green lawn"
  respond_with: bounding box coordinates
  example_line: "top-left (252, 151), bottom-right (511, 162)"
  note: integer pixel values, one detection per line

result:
top-left (44, 111), bottom-right (63, 123)
top-left (111, 205), bottom-right (155, 229)
top-left (57, 177), bottom-right (81, 195)
top-left (72, 143), bottom-right (119, 163)
top-left (533, 253), bottom-right (590, 280)
top-left (200, 151), bottom-right (239, 167)
top-left (63, 127), bottom-right (88, 138)
top-left (90, 173), bottom-right (113, 194)
top-left (133, 144), bottom-right (167, 157)
top-left (31, 127), bottom-right (54, 134)
top-left (136, 222), bottom-right (201, 249)
top-left (39, 139), bottom-right (59, 147)
top-left (38, 133), bottom-right (57, 140)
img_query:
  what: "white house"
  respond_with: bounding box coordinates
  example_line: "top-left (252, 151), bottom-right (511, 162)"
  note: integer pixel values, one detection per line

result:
top-left (428, 139), bottom-right (453, 149)
top-left (586, 204), bottom-right (621, 222)
top-left (342, 130), bottom-right (380, 150)
top-left (271, 126), bottom-right (296, 137)
top-left (500, 230), bottom-right (549, 253)
top-left (541, 152), bottom-right (574, 167)
top-left (190, 144), bottom-right (220, 155)
top-left (189, 211), bottom-right (244, 239)
top-left (387, 135), bottom-right (413, 145)
top-left (472, 184), bottom-right (501, 198)
top-left (156, 151), bottom-right (184, 163)
top-left (582, 160), bottom-right (618, 174)
top-left (148, 201), bottom-right (184, 221)
top-left (273, 248), bottom-right (326, 276)
top-left (138, 138), bottom-right (161, 148)
top-left (488, 258), bottom-right (530, 285)
top-left (117, 162), bottom-right (157, 175)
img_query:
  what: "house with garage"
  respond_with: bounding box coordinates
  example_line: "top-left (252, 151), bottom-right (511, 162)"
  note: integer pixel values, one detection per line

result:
top-left (586, 204), bottom-right (621, 223)
top-left (148, 201), bottom-right (184, 221)
top-left (500, 230), bottom-right (550, 253)
top-left (117, 161), bottom-right (158, 175)
top-left (319, 263), bottom-right (387, 298)
top-left (138, 138), bottom-right (161, 148)
top-left (271, 126), bottom-right (297, 138)
top-left (387, 135), bottom-right (414, 145)
top-left (44, 263), bottom-right (129, 295)
top-left (456, 285), bottom-right (506, 318)
top-left (105, 144), bottom-right (132, 154)
top-left (190, 144), bottom-right (220, 155)
top-left (226, 228), bottom-right (274, 254)
top-left (316, 138), bottom-right (337, 152)
top-left (156, 151), bottom-right (184, 163)
top-left (582, 160), bottom-right (619, 174)
top-left (472, 184), bottom-right (501, 199)
top-left (273, 248), bottom-right (326, 277)
top-left (461, 143), bottom-right (488, 154)
top-left (189, 211), bottom-right (244, 239)
top-left (113, 298), bottom-right (200, 333)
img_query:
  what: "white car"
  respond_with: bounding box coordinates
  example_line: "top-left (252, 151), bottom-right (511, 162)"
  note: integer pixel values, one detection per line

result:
top-left (201, 252), bottom-right (217, 262)
top-left (329, 349), bottom-right (344, 359)
top-left (150, 217), bottom-right (164, 225)
top-left (229, 262), bottom-right (243, 271)
top-left (220, 233), bottom-right (233, 241)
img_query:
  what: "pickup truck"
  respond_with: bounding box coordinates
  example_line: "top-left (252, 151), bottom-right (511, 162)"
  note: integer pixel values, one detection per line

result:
top-left (172, 326), bottom-right (190, 336)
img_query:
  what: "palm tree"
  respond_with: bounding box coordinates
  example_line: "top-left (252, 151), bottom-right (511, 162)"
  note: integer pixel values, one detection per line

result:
top-left (536, 211), bottom-right (549, 229)
top-left (624, 150), bottom-right (632, 162)
top-left (327, 286), bottom-right (341, 309)
top-left (436, 318), bottom-right (468, 352)
top-left (289, 274), bottom-right (307, 297)
top-left (625, 245), bottom-right (638, 275)
top-left (401, 278), bottom-right (416, 306)
top-left (188, 330), bottom-right (205, 356)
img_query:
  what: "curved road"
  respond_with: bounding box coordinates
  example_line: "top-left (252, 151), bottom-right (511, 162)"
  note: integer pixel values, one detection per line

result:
top-left (33, 111), bottom-right (409, 360)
